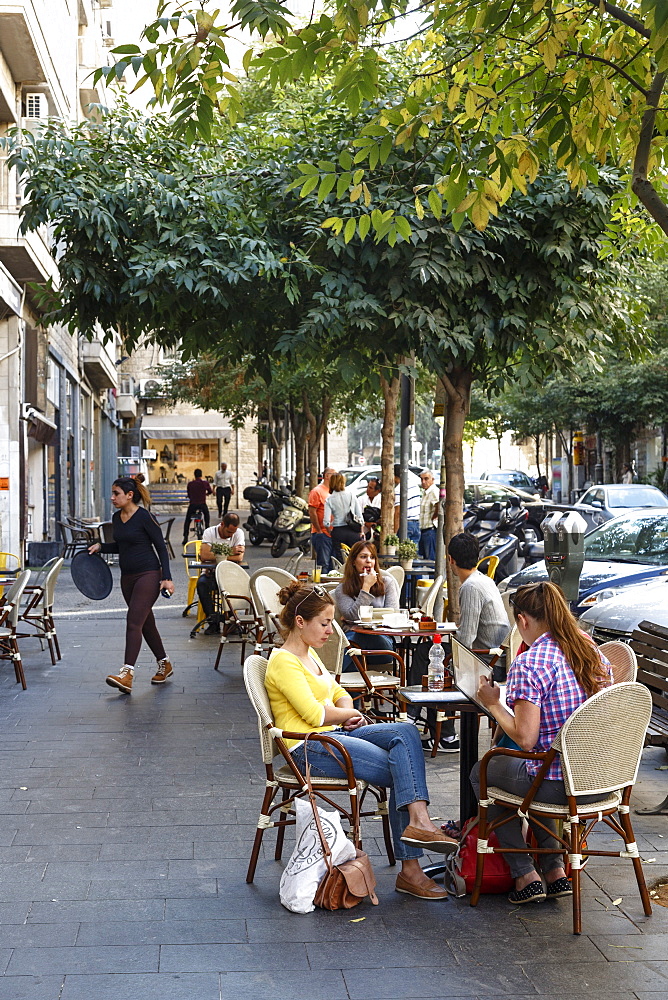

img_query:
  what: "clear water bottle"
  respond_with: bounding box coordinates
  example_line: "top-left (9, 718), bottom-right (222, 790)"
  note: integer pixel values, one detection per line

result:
top-left (427, 634), bottom-right (445, 691)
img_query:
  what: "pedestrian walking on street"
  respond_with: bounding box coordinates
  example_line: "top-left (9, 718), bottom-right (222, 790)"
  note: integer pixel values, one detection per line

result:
top-left (213, 462), bottom-right (234, 518)
top-left (88, 477), bottom-right (174, 694)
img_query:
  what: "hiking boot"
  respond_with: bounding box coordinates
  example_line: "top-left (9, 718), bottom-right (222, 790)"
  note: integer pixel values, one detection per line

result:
top-left (106, 667), bottom-right (133, 694)
top-left (151, 659), bottom-right (173, 685)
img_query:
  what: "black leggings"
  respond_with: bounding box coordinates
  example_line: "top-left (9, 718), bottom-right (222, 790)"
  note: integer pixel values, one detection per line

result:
top-left (120, 570), bottom-right (166, 666)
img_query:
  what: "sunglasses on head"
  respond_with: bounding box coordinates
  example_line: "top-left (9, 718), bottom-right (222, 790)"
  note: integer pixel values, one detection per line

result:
top-left (294, 584), bottom-right (328, 616)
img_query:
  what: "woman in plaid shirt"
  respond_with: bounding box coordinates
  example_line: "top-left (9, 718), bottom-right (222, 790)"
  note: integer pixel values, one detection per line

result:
top-left (471, 581), bottom-right (612, 904)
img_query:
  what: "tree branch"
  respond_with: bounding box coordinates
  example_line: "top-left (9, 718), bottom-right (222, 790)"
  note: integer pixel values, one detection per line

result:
top-left (564, 49), bottom-right (648, 96)
top-left (584, 0), bottom-right (651, 39)
top-left (632, 72), bottom-right (668, 237)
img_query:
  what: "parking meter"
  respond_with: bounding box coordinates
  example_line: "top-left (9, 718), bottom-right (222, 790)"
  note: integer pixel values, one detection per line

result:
top-left (541, 510), bottom-right (588, 601)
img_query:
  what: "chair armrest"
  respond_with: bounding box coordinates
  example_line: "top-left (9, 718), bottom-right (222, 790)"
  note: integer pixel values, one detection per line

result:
top-left (349, 648), bottom-right (407, 684)
top-left (477, 745), bottom-right (557, 812)
top-left (271, 730), bottom-right (357, 787)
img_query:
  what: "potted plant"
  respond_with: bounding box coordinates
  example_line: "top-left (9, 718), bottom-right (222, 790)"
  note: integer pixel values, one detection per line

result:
top-left (210, 542), bottom-right (232, 564)
top-left (383, 533), bottom-right (400, 556)
top-left (396, 539), bottom-right (418, 569)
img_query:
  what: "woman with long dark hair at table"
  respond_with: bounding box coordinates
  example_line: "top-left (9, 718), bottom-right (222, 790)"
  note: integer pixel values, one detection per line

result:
top-left (265, 581), bottom-right (458, 899)
top-left (334, 540), bottom-right (399, 671)
top-left (88, 477), bottom-right (174, 694)
top-left (471, 581), bottom-right (612, 904)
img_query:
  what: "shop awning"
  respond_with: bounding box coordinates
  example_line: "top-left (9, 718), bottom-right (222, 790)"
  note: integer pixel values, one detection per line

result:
top-left (141, 414), bottom-right (232, 440)
top-left (25, 407), bottom-right (57, 445)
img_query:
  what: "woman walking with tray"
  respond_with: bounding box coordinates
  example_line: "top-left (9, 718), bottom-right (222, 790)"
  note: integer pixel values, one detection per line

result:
top-left (265, 581), bottom-right (459, 900)
top-left (88, 477), bottom-right (175, 694)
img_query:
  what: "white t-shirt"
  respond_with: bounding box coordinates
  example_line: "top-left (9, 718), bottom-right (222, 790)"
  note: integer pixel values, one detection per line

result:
top-left (202, 525), bottom-right (245, 550)
top-left (214, 469), bottom-right (234, 488)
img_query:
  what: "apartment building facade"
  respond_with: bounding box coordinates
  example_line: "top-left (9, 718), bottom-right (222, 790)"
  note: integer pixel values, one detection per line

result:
top-left (0, 0), bottom-right (117, 556)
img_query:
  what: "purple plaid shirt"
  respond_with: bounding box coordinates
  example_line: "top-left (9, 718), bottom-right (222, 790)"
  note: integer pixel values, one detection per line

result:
top-left (506, 632), bottom-right (612, 780)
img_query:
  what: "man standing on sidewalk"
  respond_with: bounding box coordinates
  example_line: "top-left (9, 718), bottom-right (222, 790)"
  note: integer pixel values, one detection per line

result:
top-left (418, 469), bottom-right (439, 560)
top-left (308, 467), bottom-right (335, 572)
top-left (213, 462), bottom-right (234, 517)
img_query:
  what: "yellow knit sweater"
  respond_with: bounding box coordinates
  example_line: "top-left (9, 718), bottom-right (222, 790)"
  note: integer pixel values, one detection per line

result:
top-left (265, 647), bottom-right (348, 749)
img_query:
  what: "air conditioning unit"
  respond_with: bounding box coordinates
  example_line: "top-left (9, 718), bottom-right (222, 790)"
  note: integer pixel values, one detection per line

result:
top-left (24, 93), bottom-right (47, 119)
top-left (139, 378), bottom-right (166, 397)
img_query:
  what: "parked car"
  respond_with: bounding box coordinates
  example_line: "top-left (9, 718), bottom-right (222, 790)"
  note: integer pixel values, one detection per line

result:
top-left (339, 466), bottom-right (422, 496)
top-left (574, 484), bottom-right (668, 522)
top-left (580, 577), bottom-right (668, 642)
top-left (478, 469), bottom-right (539, 496)
top-left (464, 480), bottom-right (605, 539)
top-left (499, 510), bottom-right (668, 614)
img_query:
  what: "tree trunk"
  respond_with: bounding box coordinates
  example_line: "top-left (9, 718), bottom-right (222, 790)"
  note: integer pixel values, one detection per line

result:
top-left (534, 434), bottom-right (542, 479)
top-left (257, 413), bottom-right (264, 480)
top-left (379, 372), bottom-right (401, 551)
top-left (267, 399), bottom-right (282, 486)
top-left (290, 404), bottom-right (309, 498)
top-left (441, 368), bottom-right (473, 621)
top-left (496, 433), bottom-right (502, 467)
top-left (302, 391), bottom-right (331, 492)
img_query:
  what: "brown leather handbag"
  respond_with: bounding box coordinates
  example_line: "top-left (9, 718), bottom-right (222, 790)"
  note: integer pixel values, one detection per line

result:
top-left (304, 742), bottom-right (379, 911)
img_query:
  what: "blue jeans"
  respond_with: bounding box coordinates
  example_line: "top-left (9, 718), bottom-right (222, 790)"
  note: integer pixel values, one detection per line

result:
top-left (310, 532), bottom-right (332, 573)
top-left (291, 722), bottom-right (429, 860)
top-left (342, 628), bottom-right (394, 672)
top-left (419, 527), bottom-right (436, 560)
top-left (407, 520), bottom-right (420, 545)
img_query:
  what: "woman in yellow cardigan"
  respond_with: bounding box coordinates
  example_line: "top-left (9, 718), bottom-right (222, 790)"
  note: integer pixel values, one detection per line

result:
top-left (265, 581), bottom-right (457, 900)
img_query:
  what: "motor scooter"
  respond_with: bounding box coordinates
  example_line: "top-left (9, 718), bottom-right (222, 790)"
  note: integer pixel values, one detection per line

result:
top-left (467, 499), bottom-right (528, 582)
top-left (242, 485), bottom-right (287, 546)
top-left (271, 494), bottom-right (312, 558)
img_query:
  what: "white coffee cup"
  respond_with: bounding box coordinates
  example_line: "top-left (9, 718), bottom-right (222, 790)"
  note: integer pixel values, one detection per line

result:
top-left (359, 605), bottom-right (373, 621)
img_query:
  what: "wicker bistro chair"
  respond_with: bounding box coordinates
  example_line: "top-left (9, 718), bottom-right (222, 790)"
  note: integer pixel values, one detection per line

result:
top-left (470, 682), bottom-right (653, 934)
top-left (599, 640), bottom-right (638, 684)
top-left (212, 561), bottom-right (264, 668)
top-left (19, 558), bottom-right (64, 664)
top-left (243, 654), bottom-right (395, 883)
top-left (254, 574), bottom-right (285, 647)
top-left (0, 571), bottom-right (31, 689)
top-left (419, 574), bottom-right (444, 618)
top-left (326, 620), bottom-right (405, 720)
top-left (385, 564), bottom-right (405, 595)
top-left (249, 568), bottom-right (295, 619)
top-left (57, 521), bottom-right (91, 559)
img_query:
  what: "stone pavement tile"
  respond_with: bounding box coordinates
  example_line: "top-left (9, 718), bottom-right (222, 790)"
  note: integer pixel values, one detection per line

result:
top-left (25, 845), bottom-right (101, 863)
top-left (591, 934), bottom-right (668, 961)
top-left (0, 848), bottom-right (32, 863)
top-left (521, 960), bottom-right (668, 993)
top-left (0, 976), bottom-right (64, 1000)
top-left (0, 923), bottom-right (79, 948)
top-left (194, 839), bottom-right (265, 860)
top-left (98, 842), bottom-right (195, 861)
top-left (0, 902), bottom-right (30, 923)
top-left (45, 860), bottom-right (169, 880)
top-left (448, 933), bottom-right (606, 965)
top-left (159, 942), bottom-right (309, 973)
top-left (86, 878), bottom-right (217, 900)
top-left (165, 893), bottom-right (287, 921)
top-left (517, 908), bottom-right (641, 935)
top-left (6, 945), bottom-right (159, 976)
top-left (246, 912), bottom-right (392, 943)
top-left (76, 918), bottom-right (247, 946)
top-left (306, 939), bottom-right (459, 970)
top-left (219, 969), bottom-right (349, 1000)
top-left (342, 963), bottom-right (535, 998)
top-left (168, 858), bottom-right (256, 879)
top-left (60, 972), bottom-right (221, 1000)
top-left (0, 872), bottom-right (92, 903)
top-left (28, 899), bottom-right (165, 923)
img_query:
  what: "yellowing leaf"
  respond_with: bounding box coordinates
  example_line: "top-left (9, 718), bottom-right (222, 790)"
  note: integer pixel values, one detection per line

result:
top-left (612, 897), bottom-right (623, 906)
top-left (344, 217), bottom-right (356, 243)
top-left (471, 198), bottom-right (490, 230)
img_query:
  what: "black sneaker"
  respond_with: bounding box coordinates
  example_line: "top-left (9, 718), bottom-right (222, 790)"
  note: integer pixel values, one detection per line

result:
top-left (422, 736), bottom-right (460, 754)
top-left (204, 623), bottom-right (220, 636)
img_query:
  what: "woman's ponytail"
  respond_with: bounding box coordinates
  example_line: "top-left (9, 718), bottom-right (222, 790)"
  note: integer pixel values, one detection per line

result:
top-left (511, 581), bottom-right (609, 696)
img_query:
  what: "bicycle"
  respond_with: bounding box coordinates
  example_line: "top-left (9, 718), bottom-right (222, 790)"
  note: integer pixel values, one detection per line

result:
top-left (191, 507), bottom-right (206, 540)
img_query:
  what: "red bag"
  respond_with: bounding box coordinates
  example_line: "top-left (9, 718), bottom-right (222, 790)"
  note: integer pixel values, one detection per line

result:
top-left (445, 817), bottom-right (513, 896)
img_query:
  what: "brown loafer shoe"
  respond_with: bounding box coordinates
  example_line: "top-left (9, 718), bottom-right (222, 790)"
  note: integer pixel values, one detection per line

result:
top-left (400, 824), bottom-right (458, 854)
top-left (396, 872), bottom-right (448, 900)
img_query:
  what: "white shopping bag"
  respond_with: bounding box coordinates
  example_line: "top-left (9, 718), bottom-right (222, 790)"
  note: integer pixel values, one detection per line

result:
top-left (279, 797), bottom-right (356, 913)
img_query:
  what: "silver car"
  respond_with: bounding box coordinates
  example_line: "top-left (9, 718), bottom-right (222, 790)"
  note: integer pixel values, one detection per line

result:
top-left (575, 484), bottom-right (668, 522)
top-left (580, 576), bottom-right (668, 642)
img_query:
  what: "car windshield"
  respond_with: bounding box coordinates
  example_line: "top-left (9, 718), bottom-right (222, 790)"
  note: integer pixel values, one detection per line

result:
top-left (584, 513), bottom-right (668, 564)
top-left (342, 470), bottom-right (364, 487)
top-left (607, 487), bottom-right (668, 509)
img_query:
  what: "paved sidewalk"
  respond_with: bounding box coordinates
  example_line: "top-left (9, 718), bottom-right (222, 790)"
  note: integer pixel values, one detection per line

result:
top-left (0, 540), bottom-right (666, 999)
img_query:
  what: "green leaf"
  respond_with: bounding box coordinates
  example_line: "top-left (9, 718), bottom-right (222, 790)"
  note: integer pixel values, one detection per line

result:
top-left (344, 217), bottom-right (356, 243)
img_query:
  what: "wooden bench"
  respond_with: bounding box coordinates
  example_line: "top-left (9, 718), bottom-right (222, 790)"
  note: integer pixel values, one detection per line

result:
top-left (630, 619), bottom-right (668, 815)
